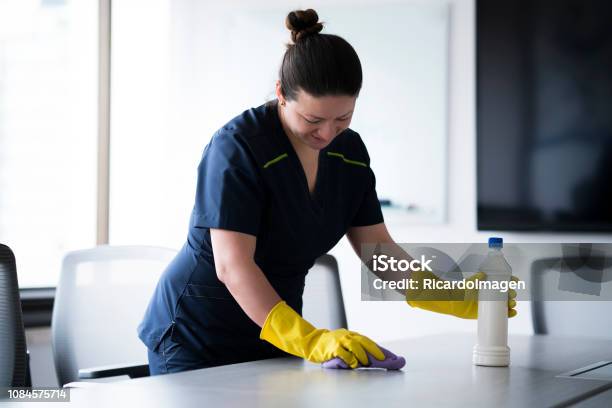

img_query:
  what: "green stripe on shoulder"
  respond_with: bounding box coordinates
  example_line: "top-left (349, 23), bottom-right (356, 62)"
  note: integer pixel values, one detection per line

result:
top-left (327, 151), bottom-right (368, 168)
top-left (263, 153), bottom-right (289, 169)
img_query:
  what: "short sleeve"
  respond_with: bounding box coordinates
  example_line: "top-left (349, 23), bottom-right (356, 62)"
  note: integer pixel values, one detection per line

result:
top-left (351, 166), bottom-right (384, 227)
top-left (348, 133), bottom-right (384, 227)
top-left (190, 131), bottom-right (264, 236)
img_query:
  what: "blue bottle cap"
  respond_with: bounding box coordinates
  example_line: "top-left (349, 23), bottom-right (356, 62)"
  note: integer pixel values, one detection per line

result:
top-left (488, 237), bottom-right (503, 248)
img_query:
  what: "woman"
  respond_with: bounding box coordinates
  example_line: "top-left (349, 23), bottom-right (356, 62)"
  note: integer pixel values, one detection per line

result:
top-left (138, 9), bottom-right (517, 375)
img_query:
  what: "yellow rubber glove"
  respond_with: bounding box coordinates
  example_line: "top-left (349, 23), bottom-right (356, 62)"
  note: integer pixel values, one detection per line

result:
top-left (406, 271), bottom-right (519, 319)
top-left (260, 300), bottom-right (385, 368)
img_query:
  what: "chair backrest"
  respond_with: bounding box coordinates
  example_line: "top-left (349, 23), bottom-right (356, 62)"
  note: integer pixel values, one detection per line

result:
top-left (0, 244), bottom-right (29, 387)
top-left (531, 256), bottom-right (612, 339)
top-left (51, 245), bottom-right (177, 386)
top-left (302, 254), bottom-right (347, 329)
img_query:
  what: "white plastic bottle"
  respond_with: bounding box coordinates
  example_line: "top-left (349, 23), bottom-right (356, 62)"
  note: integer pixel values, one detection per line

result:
top-left (473, 237), bottom-right (511, 366)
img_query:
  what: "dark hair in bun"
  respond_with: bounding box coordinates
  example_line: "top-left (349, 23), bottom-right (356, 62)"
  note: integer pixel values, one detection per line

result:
top-left (285, 9), bottom-right (324, 43)
top-left (279, 9), bottom-right (362, 100)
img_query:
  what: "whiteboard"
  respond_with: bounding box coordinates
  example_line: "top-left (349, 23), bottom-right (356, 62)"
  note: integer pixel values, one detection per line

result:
top-left (169, 0), bottom-right (450, 224)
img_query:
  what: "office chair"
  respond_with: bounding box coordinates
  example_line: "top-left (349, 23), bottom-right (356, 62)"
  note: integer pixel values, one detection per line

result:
top-left (531, 254), bottom-right (612, 339)
top-left (0, 243), bottom-right (32, 387)
top-left (303, 254), bottom-right (347, 329)
top-left (51, 245), bottom-right (177, 386)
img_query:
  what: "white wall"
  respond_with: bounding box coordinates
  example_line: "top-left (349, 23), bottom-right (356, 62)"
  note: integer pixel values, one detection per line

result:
top-left (330, 0), bottom-right (612, 343)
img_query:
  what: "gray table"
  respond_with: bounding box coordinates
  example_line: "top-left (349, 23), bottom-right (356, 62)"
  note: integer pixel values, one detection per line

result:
top-left (573, 389), bottom-right (612, 408)
top-left (23, 334), bottom-right (612, 407)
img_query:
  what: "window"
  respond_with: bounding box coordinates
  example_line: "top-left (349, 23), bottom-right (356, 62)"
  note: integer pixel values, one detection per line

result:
top-left (0, 0), bottom-right (98, 287)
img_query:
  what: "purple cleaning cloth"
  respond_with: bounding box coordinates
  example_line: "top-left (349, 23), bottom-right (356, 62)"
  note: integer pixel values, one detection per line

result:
top-left (321, 346), bottom-right (405, 370)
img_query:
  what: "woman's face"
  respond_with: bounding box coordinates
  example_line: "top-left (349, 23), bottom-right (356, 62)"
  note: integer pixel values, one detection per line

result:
top-left (276, 83), bottom-right (356, 151)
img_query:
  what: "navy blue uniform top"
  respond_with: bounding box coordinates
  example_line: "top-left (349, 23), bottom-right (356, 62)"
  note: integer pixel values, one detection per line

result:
top-left (138, 101), bottom-right (383, 367)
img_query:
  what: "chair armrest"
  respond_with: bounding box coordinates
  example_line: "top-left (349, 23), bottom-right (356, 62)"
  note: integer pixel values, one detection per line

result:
top-left (78, 363), bottom-right (149, 379)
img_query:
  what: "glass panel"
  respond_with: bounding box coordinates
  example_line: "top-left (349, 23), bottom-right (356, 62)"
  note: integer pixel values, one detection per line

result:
top-left (109, 0), bottom-right (450, 249)
top-left (0, 0), bottom-right (98, 287)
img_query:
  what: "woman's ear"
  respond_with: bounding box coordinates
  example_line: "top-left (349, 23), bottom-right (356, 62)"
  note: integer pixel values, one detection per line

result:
top-left (275, 80), bottom-right (285, 104)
